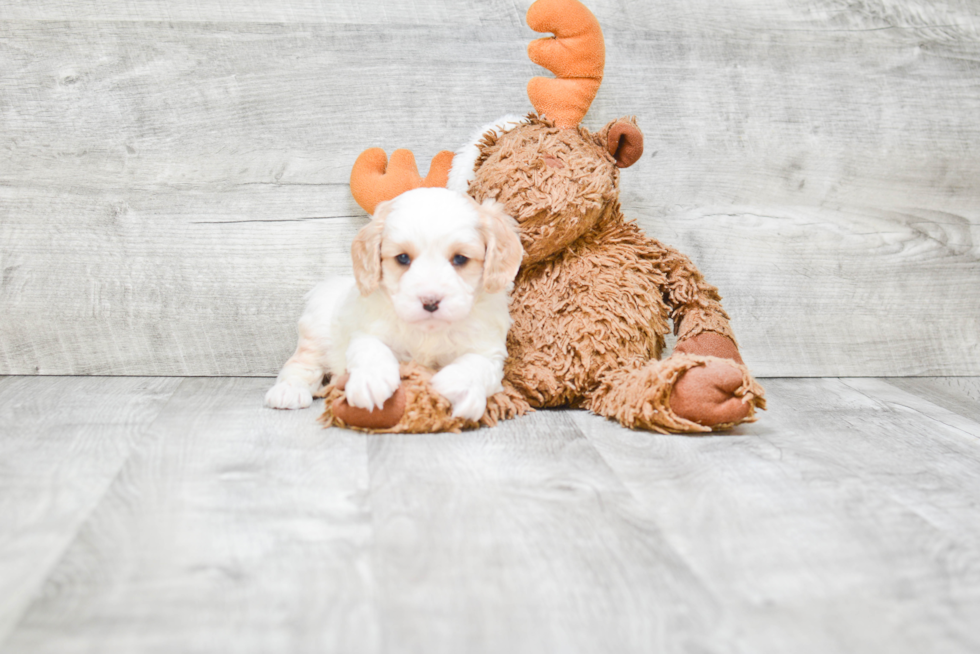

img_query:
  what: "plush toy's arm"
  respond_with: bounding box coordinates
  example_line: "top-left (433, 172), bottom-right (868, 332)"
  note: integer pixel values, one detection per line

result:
top-left (320, 362), bottom-right (530, 434)
top-left (644, 241), bottom-right (767, 429)
top-left (587, 238), bottom-right (765, 432)
top-left (654, 242), bottom-right (739, 349)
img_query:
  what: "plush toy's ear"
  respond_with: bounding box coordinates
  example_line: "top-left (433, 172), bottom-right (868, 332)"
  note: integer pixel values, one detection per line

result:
top-left (350, 200), bottom-right (393, 295)
top-left (475, 199), bottom-right (524, 294)
top-left (601, 117), bottom-right (644, 168)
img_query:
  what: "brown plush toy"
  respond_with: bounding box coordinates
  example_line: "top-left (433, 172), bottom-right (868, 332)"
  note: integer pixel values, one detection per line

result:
top-left (320, 0), bottom-right (765, 434)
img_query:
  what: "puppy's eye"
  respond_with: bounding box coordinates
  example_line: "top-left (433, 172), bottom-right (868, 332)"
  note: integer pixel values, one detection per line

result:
top-left (395, 253), bottom-right (411, 266)
top-left (451, 254), bottom-right (469, 266)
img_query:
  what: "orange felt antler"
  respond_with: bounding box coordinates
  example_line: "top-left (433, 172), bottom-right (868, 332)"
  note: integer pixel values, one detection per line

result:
top-left (350, 148), bottom-right (454, 214)
top-left (526, 0), bottom-right (605, 129)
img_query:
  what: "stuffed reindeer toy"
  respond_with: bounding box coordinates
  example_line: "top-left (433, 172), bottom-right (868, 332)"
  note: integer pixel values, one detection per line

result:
top-left (321, 0), bottom-right (765, 433)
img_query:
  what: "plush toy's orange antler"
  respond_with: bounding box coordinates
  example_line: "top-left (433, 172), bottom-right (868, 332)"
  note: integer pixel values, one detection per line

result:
top-left (526, 0), bottom-right (605, 129)
top-left (350, 148), bottom-right (454, 214)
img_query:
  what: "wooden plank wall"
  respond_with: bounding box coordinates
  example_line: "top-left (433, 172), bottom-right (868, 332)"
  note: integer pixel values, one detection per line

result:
top-left (1, 0), bottom-right (978, 377)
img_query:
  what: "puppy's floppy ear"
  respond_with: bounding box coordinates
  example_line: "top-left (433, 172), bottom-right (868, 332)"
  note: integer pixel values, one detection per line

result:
top-left (351, 200), bottom-right (392, 295)
top-left (475, 199), bottom-right (523, 294)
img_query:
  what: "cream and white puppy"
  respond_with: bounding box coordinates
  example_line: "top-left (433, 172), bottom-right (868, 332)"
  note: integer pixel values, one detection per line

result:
top-left (265, 187), bottom-right (523, 420)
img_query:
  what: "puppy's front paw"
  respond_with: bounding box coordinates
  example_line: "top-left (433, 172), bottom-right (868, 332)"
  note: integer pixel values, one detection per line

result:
top-left (345, 365), bottom-right (401, 411)
top-left (431, 370), bottom-right (487, 421)
top-left (265, 382), bottom-right (313, 410)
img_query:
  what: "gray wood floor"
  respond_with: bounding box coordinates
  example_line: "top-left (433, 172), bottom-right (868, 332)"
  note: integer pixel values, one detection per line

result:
top-left (1, 376), bottom-right (979, 653)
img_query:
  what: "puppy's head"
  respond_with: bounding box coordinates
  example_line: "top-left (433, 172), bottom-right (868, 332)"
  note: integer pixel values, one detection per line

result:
top-left (351, 187), bottom-right (522, 331)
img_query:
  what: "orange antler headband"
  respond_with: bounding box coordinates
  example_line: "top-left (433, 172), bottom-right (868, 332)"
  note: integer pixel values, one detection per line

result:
top-left (526, 0), bottom-right (605, 129)
top-left (350, 148), bottom-right (454, 214)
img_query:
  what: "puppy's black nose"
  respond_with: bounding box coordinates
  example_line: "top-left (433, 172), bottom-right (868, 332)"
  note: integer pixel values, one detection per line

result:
top-left (421, 297), bottom-right (441, 313)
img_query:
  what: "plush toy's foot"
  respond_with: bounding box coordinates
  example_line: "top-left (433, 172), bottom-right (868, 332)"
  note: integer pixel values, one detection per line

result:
top-left (317, 362), bottom-right (531, 433)
top-left (589, 354), bottom-right (766, 434)
top-left (322, 373), bottom-right (406, 430)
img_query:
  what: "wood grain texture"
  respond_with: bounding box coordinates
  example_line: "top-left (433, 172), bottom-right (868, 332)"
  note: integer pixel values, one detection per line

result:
top-left (1, 0), bottom-right (978, 376)
top-left (0, 375), bottom-right (180, 645)
top-left (0, 0), bottom-right (522, 24)
top-left (574, 377), bottom-right (980, 653)
top-left (0, 185), bottom-right (361, 375)
top-left (1, 376), bottom-right (979, 653)
top-left (0, 378), bottom-right (377, 654)
top-left (365, 410), bottom-right (720, 654)
top-left (886, 377), bottom-right (980, 423)
top-left (655, 205), bottom-right (980, 376)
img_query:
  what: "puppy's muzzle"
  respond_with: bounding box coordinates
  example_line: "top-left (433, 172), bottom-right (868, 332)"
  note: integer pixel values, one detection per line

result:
top-left (420, 296), bottom-right (442, 313)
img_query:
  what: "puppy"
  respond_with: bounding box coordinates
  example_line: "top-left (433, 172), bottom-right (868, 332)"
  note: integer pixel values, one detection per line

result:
top-left (265, 187), bottom-right (523, 421)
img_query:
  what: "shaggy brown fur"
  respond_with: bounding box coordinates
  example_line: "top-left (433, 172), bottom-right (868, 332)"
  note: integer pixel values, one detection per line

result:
top-left (327, 115), bottom-right (765, 433)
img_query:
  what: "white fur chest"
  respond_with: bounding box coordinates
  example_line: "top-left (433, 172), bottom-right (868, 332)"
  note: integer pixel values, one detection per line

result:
top-left (324, 283), bottom-right (511, 375)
